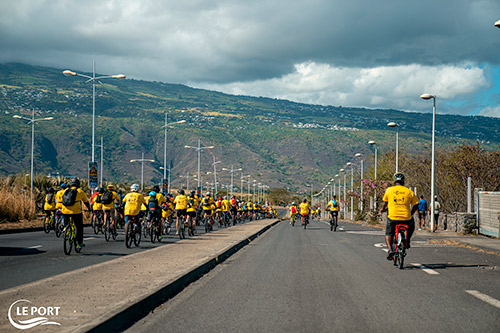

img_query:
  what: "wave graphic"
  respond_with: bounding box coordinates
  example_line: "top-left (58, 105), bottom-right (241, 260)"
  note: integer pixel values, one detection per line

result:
top-left (8, 300), bottom-right (61, 330)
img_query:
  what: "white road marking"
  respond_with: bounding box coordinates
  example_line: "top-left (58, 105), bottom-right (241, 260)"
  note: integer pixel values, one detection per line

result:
top-left (465, 290), bottom-right (500, 309)
top-left (374, 243), bottom-right (384, 248)
top-left (27, 245), bottom-right (42, 249)
top-left (411, 263), bottom-right (440, 275)
top-left (382, 248), bottom-right (389, 253)
top-left (83, 237), bottom-right (97, 241)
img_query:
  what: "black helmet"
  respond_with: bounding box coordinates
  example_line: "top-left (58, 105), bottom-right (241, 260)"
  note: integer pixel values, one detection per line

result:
top-left (333, 195), bottom-right (337, 198)
top-left (178, 189), bottom-right (185, 195)
top-left (48, 187), bottom-right (54, 193)
top-left (98, 187), bottom-right (105, 193)
top-left (190, 190), bottom-right (196, 195)
top-left (302, 198), bottom-right (307, 202)
top-left (153, 185), bottom-right (160, 192)
top-left (70, 178), bottom-right (80, 187)
top-left (393, 172), bottom-right (405, 183)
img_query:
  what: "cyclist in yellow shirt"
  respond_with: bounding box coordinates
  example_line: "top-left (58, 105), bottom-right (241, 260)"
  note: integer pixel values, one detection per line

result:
top-left (381, 173), bottom-right (419, 260)
top-left (299, 198), bottom-right (311, 226)
top-left (173, 189), bottom-right (189, 235)
top-left (61, 178), bottom-right (91, 251)
top-left (326, 195), bottom-right (340, 222)
top-left (201, 192), bottom-right (216, 229)
top-left (123, 183), bottom-right (145, 229)
top-left (187, 190), bottom-right (198, 233)
top-left (102, 184), bottom-right (121, 237)
top-left (43, 187), bottom-right (56, 224)
top-left (55, 183), bottom-right (67, 210)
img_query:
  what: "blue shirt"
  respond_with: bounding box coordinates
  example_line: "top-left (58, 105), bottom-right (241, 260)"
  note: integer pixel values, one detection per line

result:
top-left (418, 199), bottom-right (427, 211)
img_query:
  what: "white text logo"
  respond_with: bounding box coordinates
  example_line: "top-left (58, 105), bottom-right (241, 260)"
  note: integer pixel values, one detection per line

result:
top-left (8, 299), bottom-right (61, 330)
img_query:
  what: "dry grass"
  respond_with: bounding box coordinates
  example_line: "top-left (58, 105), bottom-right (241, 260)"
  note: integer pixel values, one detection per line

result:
top-left (0, 183), bottom-right (36, 222)
top-left (429, 239), bottom-right (500, 257)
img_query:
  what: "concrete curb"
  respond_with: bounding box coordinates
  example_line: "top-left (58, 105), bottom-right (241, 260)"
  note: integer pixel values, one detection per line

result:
top-left (86, 219), bottom-right (280, 333)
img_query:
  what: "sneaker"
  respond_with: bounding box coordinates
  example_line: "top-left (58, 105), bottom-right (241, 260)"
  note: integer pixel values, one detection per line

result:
top-left (158, 235), bottom-right (163, 240)
top-left (176, 231), bottom-right (179, 235)
top-left (423, 226), bottom-right (426, 230)
top-left (386, 251), bottom-right (394, 260)
top-left (418, 227), bottom-right (422, 231)
top-left (76, 243), bottom-right (85, 251)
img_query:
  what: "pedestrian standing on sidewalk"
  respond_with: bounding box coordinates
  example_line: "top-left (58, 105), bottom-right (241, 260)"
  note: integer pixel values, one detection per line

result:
top-left (432, 196), bottom-right (441, 232)
top-left (418, 195), bottom-right (428, 230)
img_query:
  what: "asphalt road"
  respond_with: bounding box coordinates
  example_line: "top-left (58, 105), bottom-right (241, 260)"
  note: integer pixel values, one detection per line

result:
top-left (0, 217), bottom-right (260, 291)
top-left (128, 218), bottom-right (500, 332)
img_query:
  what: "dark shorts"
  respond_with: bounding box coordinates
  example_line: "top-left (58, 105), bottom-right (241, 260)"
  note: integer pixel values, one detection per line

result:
top-left (329, 211), bottom-right (339, 217)
top-left (418, 211), bottom-right (426, 219)
top-left (187, 211), bottom-right (197, 218)
top-left (177, 209), bottom-right (187, 218)
top-left (203, 209), bottom-right (213, 216)
top-left (385, 217), bottom-right (415, 236)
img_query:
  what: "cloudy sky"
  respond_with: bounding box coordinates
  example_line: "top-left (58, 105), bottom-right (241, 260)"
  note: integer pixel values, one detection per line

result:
top-left (2, 0), bottom-right (500, 116)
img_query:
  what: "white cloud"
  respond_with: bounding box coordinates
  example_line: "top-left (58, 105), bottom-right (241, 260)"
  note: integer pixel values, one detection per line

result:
top-left (478, 106), bottom-right (500, 118)
top-left (192, 62), bottom-right (488, 113)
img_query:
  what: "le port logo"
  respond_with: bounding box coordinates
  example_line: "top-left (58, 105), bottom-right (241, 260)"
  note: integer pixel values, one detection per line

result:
top-left (8, 299), bottom-right (61, 330)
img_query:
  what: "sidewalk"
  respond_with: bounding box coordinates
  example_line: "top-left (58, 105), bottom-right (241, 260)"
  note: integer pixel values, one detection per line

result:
top-left (0, 219), bottom-right (279, 332)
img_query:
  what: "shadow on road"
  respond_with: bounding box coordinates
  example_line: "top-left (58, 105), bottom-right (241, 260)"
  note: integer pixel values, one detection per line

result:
top-left (406, 263), bottom-right (490, 270)
top-left (0, 247), bottom-right (46, 256)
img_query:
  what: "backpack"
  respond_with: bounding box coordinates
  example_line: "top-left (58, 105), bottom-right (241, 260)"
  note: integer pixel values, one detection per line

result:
top-left (148, 196), bottom-right (159, 211)
top-left (332, 200), bottom-right (338, 208)
top-left (62, 188), bottom-right (78, 206)
top-left (231, 199), bottom-right (237, 207)
top-left (203, 197), bottom-right (209, 206)
top-left (101, 191), bottom-right (113, 205)
top-left (95, 194), bottom-right (102, 203)
top-left (291, 206), bottom-right (296, 214)
top-left (217, 201), bottom-right (222, 208)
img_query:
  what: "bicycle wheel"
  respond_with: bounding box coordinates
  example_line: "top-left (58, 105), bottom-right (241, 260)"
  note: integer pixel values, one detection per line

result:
top-left (125, 222), bottom-right (133, 248)
top-left (150, 221), bottom-right (157, 243)
top-left (104, 219), bottom-right (111, 241)
top-left (55, 217), bottom-right (62, 238)
top-left (330, 218), bottom-right (333, 231)
top-left (93, 214), bottom-right (99, 234)
top-left (334, 217), bottom-right (338, 232)
top-left (204, 217), bottom-right (209, 233)
top-left (63, 226), bottom-right (73, 255)
top-left (134, 223), bottom-right (142, 247)
top-left (112, 224), bottom-right (117, 240)
top-left (398, 233), bottom-right (406, 269)
top-left (43, 216), bottom-right (51, 234)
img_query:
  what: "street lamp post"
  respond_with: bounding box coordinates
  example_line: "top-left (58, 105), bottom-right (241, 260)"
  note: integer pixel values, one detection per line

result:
top-left (222, 165), bottom-right (242, 198)
top-left (346, 162), bottom-right (354, 220)
top-left (355, 153), bottom-right (364, 212)
top-left (130, 152), bottom-right (155, 191)
top-left (13, 110), bottom-right (54, 198)
top-left (241, 174), bottom-right (250, 199)
top-left (184, 139), bottom-right (214, 192)
top-left (212, 156), bottom-right (221, 194)
top-left (63, 62), bottom-right (125, 165)
top-left (94, 137), bottom-right (104, 187)
top-left (421, 93), bottom-right (437, 233)
top-left (387, 122), bottom-right (399, 173)
top-left (162, 114), bottom-right (186, 180)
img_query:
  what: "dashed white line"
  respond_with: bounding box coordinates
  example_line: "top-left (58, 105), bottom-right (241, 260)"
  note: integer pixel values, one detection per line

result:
top-left (465, 290), bottom-right (500, 309)
top-left (27, 245), bottom-right (42, 249)
top-left (411, 263), bottom-right (440, 275)
top-left (83, 237), bottom-right (97, 241)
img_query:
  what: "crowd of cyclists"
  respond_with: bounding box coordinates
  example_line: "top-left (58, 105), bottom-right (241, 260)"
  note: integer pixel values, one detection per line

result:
top-left (42, 178), bottom-right (278, 253)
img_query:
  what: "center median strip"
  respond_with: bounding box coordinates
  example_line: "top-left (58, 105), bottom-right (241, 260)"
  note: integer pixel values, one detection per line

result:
top-left (0, 219), bottom-right (280, 333)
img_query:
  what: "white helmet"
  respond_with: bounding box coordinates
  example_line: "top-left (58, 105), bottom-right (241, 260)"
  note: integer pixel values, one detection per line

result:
top-left (291, 202), bottom-right (295, 205)
top-left (131, 184), bottom-right (139, 191)
top-left (206, 191), bottom-right (211, 196)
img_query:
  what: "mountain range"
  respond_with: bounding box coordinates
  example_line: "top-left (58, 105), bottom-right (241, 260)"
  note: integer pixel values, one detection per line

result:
top-left (1, 62), bottom-right (499, 193)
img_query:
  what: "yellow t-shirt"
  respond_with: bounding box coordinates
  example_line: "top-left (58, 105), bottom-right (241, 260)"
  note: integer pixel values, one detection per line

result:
top-left (221, 199), bottom-right (230, 212)
top-left (102, 191), bottom-right (120, 210)
top-left (61, 187), bottom-right (89, 215)
top-left (187, 196), bottom-right (197, 212)
top-left (55, 189), bottom-right (65, 209)
top-left (174, 194), bottom-right (189, 210)
top-left (289, 205), bottom-right (298, 215)
top-left (382, 185), bottom-right (419, 220)
top-left (93, 194), bottom-right (103, 211)
top-left (327, 199), bottom-right (339, 212)
top-left (201, 197), bottom-right (215, 210)
top-left (123, 192), bottom-right (145, 216)
top-left (299, 202), bottom-right (310, 215)
top-left (44, 194), bottom-right (56, 211)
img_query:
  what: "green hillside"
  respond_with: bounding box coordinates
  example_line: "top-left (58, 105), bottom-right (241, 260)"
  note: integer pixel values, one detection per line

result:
top-left (1, 62), bottom-right (499, 192)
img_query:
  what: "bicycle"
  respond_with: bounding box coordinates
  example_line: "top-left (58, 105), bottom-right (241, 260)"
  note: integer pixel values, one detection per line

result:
top-left (291, 214), bottom-right (296, 226)
top-left (43, 211), bottom-right (55, 234)
top-left (392, 224), bottom-right (409, 269)
top-left (329, 213), bottom-right (338, 232)
top-left (54, 210), bottom-right (65, 238)
top-left (104, 215), bottom-right (116, 241)
top-left (63, 217), bottom-right (82, 255)
top-left (92, 210), bottom-right (104, 234)
top-left (149, 213), bottom-right (162, 243)
top-left (302, 214), bottom-right (309, 229)
top-left (125, 215), bottom-right (142, 248)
